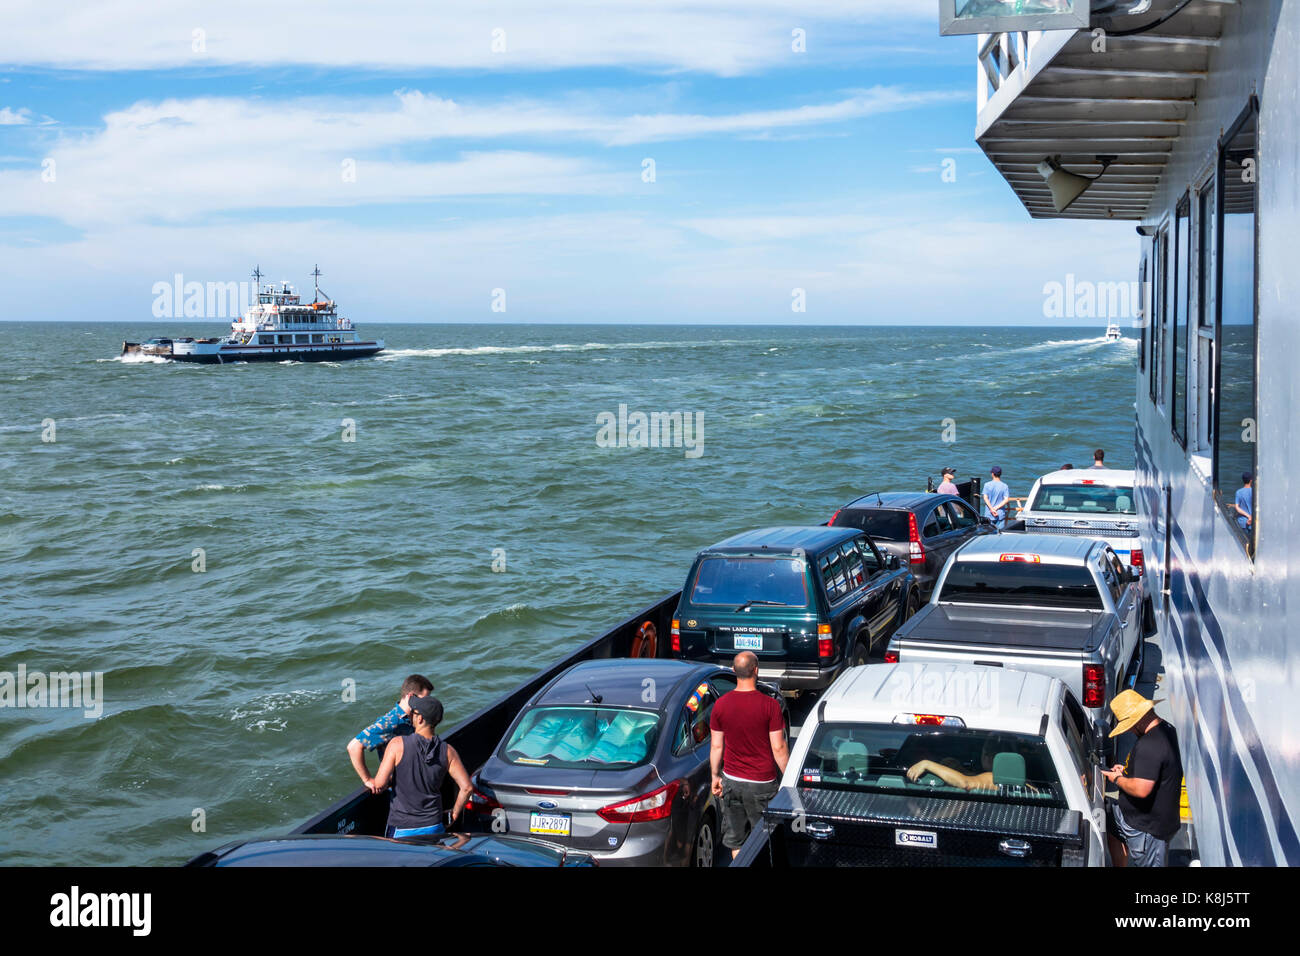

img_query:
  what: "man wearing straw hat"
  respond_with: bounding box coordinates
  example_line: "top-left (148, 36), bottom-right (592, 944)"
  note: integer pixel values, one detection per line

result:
top-left (1101, 690), bottom-right (1182, 867)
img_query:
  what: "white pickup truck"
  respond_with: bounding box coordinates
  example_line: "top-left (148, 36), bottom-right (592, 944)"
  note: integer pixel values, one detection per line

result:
top-left (734, 662), bottom-right (1109, 867)
top-left (1010, 468), bottom-right (1147, 576)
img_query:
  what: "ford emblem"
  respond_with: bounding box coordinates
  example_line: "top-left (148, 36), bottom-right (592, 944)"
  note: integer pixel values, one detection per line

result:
top-left (537, 800), bottom-right (558, 810)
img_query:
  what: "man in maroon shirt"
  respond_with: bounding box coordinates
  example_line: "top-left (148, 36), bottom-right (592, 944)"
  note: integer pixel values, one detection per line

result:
top-left (709, 651), bottom-right (789, 858)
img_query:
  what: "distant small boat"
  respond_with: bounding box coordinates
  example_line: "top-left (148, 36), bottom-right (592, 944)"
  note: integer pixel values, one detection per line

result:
top-left (121, 266), bottom-right (384, 364)
top-left (1104, 322), bottom-right (1122, 341)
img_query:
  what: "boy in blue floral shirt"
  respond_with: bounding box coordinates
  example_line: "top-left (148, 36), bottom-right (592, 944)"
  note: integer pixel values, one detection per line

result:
top-left (347, 674), bottom-right (434, 792)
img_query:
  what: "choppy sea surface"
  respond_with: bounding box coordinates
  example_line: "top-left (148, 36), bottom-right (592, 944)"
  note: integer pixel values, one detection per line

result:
top-left (0, 321), bottom-right (1136, 865)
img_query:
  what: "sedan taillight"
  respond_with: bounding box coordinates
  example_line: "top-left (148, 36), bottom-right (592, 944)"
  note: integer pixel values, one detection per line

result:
top-left (597, 780), bottom-right (680, 823)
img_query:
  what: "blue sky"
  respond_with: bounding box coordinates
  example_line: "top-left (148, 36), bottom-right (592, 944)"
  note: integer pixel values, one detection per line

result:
top-left (0, 0), bottom-right (1136, 324)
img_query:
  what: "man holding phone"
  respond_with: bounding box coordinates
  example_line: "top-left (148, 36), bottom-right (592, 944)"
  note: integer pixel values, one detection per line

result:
top-left (1101, 690), bottom-right (1182, 867)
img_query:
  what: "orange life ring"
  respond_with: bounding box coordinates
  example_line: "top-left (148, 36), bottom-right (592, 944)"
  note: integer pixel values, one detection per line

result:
top-left (630, 621), bottom-right (658, 659)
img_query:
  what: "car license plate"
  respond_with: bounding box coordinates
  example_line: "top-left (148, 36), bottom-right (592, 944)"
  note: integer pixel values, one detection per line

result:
top-left (734, 634), bottom-right (763, 650)
top-left (529, 812), bottom-right (571, 837)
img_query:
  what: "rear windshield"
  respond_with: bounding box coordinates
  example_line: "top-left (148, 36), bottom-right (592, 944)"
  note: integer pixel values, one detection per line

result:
top-left (799, 722), bottom-right (1065, 808)
top-left (501, 706), bottom-right (660, 770)
top-left (938, 561), bottom-right (1103, 609)
top-left (832, 509), bottom-right (909, 541)
top-left (689, 556), bottom-right (808, 607)
top-left (1028, 483), bottom-right (1135, 515)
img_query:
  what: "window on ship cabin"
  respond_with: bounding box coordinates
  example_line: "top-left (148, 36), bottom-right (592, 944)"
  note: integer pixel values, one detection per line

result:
top-left (1138, 250), bottom-right (1148, 375)
top-left (1150, 227), bottom-right (1168, 405)
top-left (1171, 194), bottom-right (1190, 448)
top-left (1214, 100), bottom-right (1258, 559)
top-left (1194, 177), bottom-right (1217, 455)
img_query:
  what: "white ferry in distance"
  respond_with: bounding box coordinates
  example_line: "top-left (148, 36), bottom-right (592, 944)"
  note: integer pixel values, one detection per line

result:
top-left (1105, 321), bottom-right (1122, 341)
top-left (122, 267), bottom-right (384, 363)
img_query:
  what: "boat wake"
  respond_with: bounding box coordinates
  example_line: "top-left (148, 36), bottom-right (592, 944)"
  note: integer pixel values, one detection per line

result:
top-left (100, 353), bottom-right (171, 364)
top-left (375, 340), bottom-right (743, 361)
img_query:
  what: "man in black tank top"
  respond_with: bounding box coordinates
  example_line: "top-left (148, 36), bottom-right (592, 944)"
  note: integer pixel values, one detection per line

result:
top-left (373, 695), bottom-right (474, 839)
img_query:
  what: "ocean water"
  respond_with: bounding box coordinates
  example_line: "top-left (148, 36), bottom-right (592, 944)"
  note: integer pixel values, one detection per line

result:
top-left (0, 322), bottom-right (1137, 865)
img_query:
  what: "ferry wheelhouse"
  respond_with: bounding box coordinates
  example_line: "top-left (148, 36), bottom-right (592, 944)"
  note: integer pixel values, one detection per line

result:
top-left (122, 267), bottom-right (384, 363)
top-left (952, 0), bottom-right (1299, 865)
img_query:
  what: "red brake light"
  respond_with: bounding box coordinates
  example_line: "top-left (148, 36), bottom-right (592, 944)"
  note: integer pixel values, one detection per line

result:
top-left (1079, 479), bottom-right (1097, 485)
top-left (466, 787), bottom-right (501, 814)
top-left (884, 649), bottom-right (899, 664)
top-left (524, 788), bottom-right (569, 796)
top-left (999, 553), bottom-right (1041, 563)
top-left (913, 714), bottom-right (945, 726)
top-left (828, 509), bottom-right (841, 526)
top-left (1131, 549), bottom-right (1144, 571)
top-left (1083, 663), bottom-right (1105, 708)
top-left (671, 619), bottom-right (680, 653)
top-left (597, 780), bottom-right (679, 823)
top-left (908, 512), bottom-right (925, 564)
top-left (818, 623), bottom-right (832, 658)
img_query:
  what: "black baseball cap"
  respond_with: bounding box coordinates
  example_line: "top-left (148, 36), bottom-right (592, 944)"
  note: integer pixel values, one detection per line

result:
top-left (409, 695), bottom-right (444, 725)
top-left (942, 466), bottom-right (956, 477)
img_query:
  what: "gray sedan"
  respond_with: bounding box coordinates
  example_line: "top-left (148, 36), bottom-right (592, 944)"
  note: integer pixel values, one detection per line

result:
top-left (466, 658), bottom-right (787, 867)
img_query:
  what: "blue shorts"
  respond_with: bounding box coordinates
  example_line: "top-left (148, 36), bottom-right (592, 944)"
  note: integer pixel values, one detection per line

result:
top-left (385, 823), bottom-right (446, 839)
top-left (1106, 799), bottom-right (1168, 867)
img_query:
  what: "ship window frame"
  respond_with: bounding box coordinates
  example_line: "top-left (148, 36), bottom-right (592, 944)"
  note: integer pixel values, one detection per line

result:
top-left (1149, 223), bottom-right (1169, 408)
top-left (1212, 95), bottom-right (1259, 561)
top-left (1137, 248), bottom-right (1148, 375)
top-left (1170, 192), bottom-right (1190, 450)
top-left (1193, 169), bottom-right (1217, 458)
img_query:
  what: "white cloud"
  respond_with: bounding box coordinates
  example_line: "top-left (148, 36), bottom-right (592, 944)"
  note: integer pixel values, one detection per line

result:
top-left (2, 87), bottom-right (956, 227)
top-left (0, 1), bottom-right (938, 75)
top-left (0, 107), bottom-right (33, 125)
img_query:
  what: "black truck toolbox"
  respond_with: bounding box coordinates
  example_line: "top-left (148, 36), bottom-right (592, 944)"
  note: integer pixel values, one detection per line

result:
top-left (759, 786), bottom-right (1086, 867)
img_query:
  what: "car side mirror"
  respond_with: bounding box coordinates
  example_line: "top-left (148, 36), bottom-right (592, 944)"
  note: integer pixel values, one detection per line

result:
top-left (887, 553), bottom-right (902, 570)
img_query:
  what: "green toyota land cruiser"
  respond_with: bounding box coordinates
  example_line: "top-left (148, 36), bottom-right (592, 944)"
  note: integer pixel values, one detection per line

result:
top-left (670, 526), bottom-right (918, 692)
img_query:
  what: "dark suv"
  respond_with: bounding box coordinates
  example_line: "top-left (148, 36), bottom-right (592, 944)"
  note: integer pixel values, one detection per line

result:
top-left (827, 492), bottom-right (996, 599)
top-left (670, 526), bottom-right (917, 692)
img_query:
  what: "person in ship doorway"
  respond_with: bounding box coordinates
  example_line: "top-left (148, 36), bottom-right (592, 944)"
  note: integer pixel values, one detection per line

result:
top-left (1102, 690), bottom-right (1183, 867)
top-left (347, 674), bottom-right (434, 793)
top-left (1235, 472), bottom-right (1253, 533)
top-left (373, 695), bottom-right (473, 838)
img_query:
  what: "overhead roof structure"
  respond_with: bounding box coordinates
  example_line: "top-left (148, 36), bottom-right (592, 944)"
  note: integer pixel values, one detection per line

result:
top-left (973, 0), bottom-right (1232, 220)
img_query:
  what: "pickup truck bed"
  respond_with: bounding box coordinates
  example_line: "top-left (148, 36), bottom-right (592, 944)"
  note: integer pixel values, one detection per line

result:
top-left (738, 786), bottom-right (1086, 867)
top-left (894, 603), bottom-right (1110, 652)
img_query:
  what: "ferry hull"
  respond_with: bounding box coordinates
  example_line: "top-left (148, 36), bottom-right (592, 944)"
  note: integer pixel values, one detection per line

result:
top-left (168, 345), bottom-right (384, 364)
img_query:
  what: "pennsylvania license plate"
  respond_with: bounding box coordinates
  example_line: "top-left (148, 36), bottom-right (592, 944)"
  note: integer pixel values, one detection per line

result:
top-left (733, 634), bottom-right (763, 650)
top-left (529, 812), bottom-right (571, 837)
